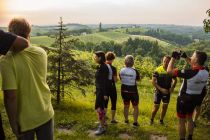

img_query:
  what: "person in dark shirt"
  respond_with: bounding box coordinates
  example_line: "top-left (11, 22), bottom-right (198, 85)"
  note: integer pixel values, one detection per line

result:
top-left (150, 55), bottom-right (177, 125)
top-left (167, 51), bottom-right (208, 140)
top-left (104, 52), bottom-right (118, 123)
top-left (0, 30), bottom-right (28, 54)
top-left (93, 51), bottom-right (109, 135)
top-left (0, 30), bottom-right (28, 140)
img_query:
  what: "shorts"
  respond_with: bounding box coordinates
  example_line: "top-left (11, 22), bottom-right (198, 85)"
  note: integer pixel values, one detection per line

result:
top-left (195, 93), bottom-right (206, 106)
top-left (95, 88), bottom-right (105, 110)
top-left (154, 91), bottom-right (170, 104)
top-left (121, 84), bottom-right (139, 106)
top-left (177, 94), bottom-right (200, 118)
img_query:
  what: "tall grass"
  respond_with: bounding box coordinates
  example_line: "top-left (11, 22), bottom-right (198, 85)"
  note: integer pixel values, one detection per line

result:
top-left (1, 78), bottom-right (210, 140)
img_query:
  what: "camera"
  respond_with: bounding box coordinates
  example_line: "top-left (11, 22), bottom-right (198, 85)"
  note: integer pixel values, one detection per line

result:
top-left (172, 50), bottom-right (187, 60)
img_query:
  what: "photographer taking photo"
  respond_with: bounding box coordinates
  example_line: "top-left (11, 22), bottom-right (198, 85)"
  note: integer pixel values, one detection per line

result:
top-left (167, 50), bottom-right (208, 140)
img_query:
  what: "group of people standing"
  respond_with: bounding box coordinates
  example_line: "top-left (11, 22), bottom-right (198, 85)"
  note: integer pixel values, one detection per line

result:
top-left (94, 52), bottom-right (140, 135)
top-left (0, 17), bottom-right (209, 140)
top-left (93, 50), bottom-right (209, 140)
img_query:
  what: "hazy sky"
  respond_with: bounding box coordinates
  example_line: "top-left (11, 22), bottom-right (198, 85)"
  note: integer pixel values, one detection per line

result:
top-left (0, 0), bottom-right (209, 26)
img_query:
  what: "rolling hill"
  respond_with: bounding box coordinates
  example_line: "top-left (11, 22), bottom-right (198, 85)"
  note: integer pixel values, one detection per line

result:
top-left (31, 31), bottom-right (172, 49)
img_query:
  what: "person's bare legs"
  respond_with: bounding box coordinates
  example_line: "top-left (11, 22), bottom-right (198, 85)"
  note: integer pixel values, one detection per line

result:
top-left (104, 108), bottom-right (108, 119)
top-left (151, 104), bottom-right (160, 124)
top-left (179, 118), bottom-right (186, 140)
top-left (104, 108), bottom-right (107, 113)
top-left (133, 105), bottom-right (139, 123)
top-left (124, 104), bottom-right (130, 122)
top-left (193, 106), bottom-right (201, 123)
top-left (187, 116), bottom-right (194, 140)
top-left (95, 108), bottom-right (106, 135)
top-left (111, 110), bottom-right (116, 121)
top-left (97, 108), bottom-right (106, 127)
top-left (160, 103), bottom-right (168, 123)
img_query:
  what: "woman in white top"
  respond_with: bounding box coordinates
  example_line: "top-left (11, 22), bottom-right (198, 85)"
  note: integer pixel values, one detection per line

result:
top-left (119, 55), bottom-right (140, 127)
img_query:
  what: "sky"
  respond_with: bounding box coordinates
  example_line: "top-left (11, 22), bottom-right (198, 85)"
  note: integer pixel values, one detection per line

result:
top-left (0, 0), bottom-right (209, 26)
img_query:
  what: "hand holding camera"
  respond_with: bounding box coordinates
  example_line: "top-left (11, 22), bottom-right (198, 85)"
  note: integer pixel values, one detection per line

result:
top-left (171, 50), bottom-right (187, 60)
top-left (180, 51), bottom-right (187, 58)
top-left (171, 51), bottom-right (181, 60)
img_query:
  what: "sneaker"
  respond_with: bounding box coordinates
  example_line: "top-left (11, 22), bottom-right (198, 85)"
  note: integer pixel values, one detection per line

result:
top-left (193, 121), bottom-right (196, 128)
top-left (111, 120), bottom-right (118, 124)
top-left (133, 122), bottom-right (140, 127)
top-left (160, 120), bottom-right (164, 125)
top-left (125, 120), bottom-right (129, 124)
top-left (94, 126), bottom-right (106, 135)
top-left (150, 119), bottom-right (154, 125)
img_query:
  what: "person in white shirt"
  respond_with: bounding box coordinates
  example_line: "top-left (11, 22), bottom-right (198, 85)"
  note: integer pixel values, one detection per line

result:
top-left (119, 55), bottom-right (140, 127)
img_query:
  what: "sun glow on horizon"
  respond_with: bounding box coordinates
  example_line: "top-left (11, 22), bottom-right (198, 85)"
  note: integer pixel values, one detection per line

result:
top-left (1, 0), bottom-right (210, 26)
top-left (0, 0), bottom-right (7, 25)
top-left (6, 0), bottom-right (51, 11)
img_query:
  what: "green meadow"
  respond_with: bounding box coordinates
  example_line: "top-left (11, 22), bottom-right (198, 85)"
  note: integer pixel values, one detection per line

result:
top-left (1, 77), bottom-right (210, 140)
top-left (1, 25), bottom-right (210, 140)
top-left (30, 31), bottom-right (171, 48)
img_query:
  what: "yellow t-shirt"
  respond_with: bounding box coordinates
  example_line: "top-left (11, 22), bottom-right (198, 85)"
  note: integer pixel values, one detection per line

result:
top-left (153, 65), bottom-right (173, 89)
top-left (0, 46), bottom-right (54, 132)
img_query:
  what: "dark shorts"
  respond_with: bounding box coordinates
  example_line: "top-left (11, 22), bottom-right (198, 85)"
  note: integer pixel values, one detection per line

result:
top-left (154, 91), bottom-right (170, 104)
top-left (95, 88), bottom-right (106, 110)
top-left (105, 83), bottom-right (117, 110)
top-left (177, 94), bottom-right (200, 118)
top-left (196, 93), bottom-right (206, 106)
top-left (121, 85), bottom-right (139, 106)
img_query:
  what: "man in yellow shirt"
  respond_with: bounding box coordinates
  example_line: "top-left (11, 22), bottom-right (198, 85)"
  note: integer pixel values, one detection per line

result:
top-left (0, 18), bottom-right (54, 140)
top-left (150, 56), bottom-right (177, 125)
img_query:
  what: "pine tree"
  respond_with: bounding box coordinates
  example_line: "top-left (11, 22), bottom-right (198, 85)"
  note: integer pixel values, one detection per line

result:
top-left (99, 22), bottom-right (102, 32)
top-left (46, 17), bottom-right (95, 104)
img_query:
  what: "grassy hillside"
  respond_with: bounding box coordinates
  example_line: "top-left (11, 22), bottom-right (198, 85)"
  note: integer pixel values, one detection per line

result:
top-left (65, 23), bottom-right (90, 30)
top-left (30, 36), bottom-right (55, 47)
top-left (114, 27), bottom-right (148, 34)
top-left (31, 26), bottom-right (54, 36)
top-left (0, 50), bottom-right (209, 139)
top-left (30, 31), bottom-right (172, 49)
top-left (1, 78), bottom-right (210, 140)
top-left (78, 31), bottom-right (130, 44)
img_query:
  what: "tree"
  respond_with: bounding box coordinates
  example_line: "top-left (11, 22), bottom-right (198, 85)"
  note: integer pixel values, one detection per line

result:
top-left (99, 22), bottom-right (102, 32)
top-left (204, 9), bottom-right (210, 33)
top-left (46, 17), bottom-right (94, 104)
top-left (201, 9), bottom-right (210, 119)
top-left (135, 56), bottom-right (156, 79)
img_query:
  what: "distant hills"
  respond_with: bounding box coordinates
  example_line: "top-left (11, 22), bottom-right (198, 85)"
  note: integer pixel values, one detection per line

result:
top-left (1, 23), bottom-right (209, 40)
top-left (30, 24), bottom-right (210, 40)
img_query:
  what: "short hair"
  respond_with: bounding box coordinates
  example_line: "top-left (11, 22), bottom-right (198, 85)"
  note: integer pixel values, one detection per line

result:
top-left (195, 51), bottom-right (207, 66)
top-left (125, 55), bottom-right (134, 67)
top-left (163, 55), bottom-right (171, 60)
top-left (8, 18), bottom-right (31, 39)
top-left (94, 51), bottom-right (106, 64)
top-left (105, 51), bottom-right (116, 61)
